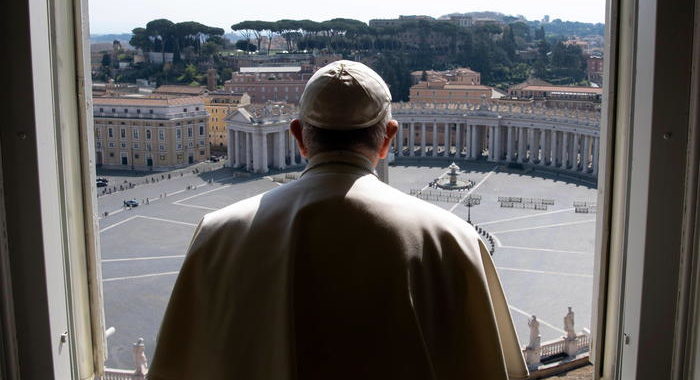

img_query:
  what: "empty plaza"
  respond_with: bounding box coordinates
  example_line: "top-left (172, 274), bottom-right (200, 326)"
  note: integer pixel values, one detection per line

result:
top-left (98, 162), bottom-right (597, 369)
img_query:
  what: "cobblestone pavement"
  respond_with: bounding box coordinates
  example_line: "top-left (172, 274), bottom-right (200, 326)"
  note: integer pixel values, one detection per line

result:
top-left (99, 161), bottom-right (597, 369)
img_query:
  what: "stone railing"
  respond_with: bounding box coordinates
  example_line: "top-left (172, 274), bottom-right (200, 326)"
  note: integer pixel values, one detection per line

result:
top-left (102, 369), bottom-right (144, 380)
top-left (392, 101), bottom-right (601, 121)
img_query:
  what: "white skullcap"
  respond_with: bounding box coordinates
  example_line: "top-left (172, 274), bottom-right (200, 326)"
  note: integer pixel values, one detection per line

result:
top-left (299, 60), bottom-right (392, 130)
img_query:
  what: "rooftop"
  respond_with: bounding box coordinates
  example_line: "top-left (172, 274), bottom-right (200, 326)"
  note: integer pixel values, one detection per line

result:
top-left (239, 66), bottom-right (302, 74)
top-left (93, 96), bottom-right (205, 107)
top-left (519, 85), bottom-right (603, 94)
top-left (153, 85), bottom-right (208, 95)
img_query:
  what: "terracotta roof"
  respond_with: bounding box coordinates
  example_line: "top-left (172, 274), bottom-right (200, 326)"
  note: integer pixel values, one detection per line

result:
top-left (93, 96), bottom-right (205, 106)
top-left (518, 85), bottom-right (602, 94)
top-left (239, 66), bottom-right (302, 73)
top-left (443, 84), bottom-right (491, 90)
top-left (153, 85), bottom-right (207, 95)
top-left (509, 78), bottom-right (553, 90)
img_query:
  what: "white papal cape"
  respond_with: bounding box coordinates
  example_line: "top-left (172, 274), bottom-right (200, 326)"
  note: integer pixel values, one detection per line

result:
top-left (149, 151), bottom-right (528, 380)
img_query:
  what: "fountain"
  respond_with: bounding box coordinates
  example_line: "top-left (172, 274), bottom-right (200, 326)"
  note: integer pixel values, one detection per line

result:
top-left (435, 162), bottom-right (473, 190)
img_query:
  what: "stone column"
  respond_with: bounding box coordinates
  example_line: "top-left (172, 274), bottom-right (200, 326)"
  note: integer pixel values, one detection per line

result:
top-left (488, 126), bottom-right (495, 161)
top-left (456, 124), bottom-right (462, 157)
top-left (544, 130), bottom-right (552, 165)
top-left (592, 136), bottom-right (600, 176)
top-left (539, 129), bottom-right (546, 165)
top-left (245, 132), bottom-right (252, 171)
top-left (260, 133), bottom-right (269, 173)
top-left (561, 132), bottom-right (569, 169)
top-left (506, 126), bottom-right (514, 161)
top-left (517, 127), bottom-right (525, 163)
top-left (528, 128), bottom-right (536, 162)
top-left (397, 123), bottom-right (404, 156)
top-left (552, 130), bottom-right (559, 167)
top-left (583, 135), bottom-right (591, 172)
top-left (277, 131), bottom-right (285, 169)
top-left (409, 123), bottom-right (415, 157)
top-left (464, 124), bottom-right (474, 159)
top-left (252, 132), bottom-right (260, 172)
top-left (494, 125), bottom-right (502, 161)
top-left (229, 130), bottom-right (237, 168)
top-left (420, 123), bottom-right (426, 157)
top-left (432, 123), bottom-right (438, 156)
top-left (469, 125), bottom-right (476, 159)
top-left (573, 133), bottom-right (580, 170)
top-left (444, 123), bottom-right (450, 156)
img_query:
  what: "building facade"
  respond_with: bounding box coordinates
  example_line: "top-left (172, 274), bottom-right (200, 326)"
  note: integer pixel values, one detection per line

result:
top-left (410, 81), bottom-right (492, 104)
top-left (587, 55), bottom-right (604, 84)
top-left (411, 68), bottom-right (481, 85)
top-left (153, 85), bottom-right (208, 97)
top-left (226, 102), bottom-right (304, 173)
top-left (507, 82), bottom-right (603, 110)
top-left (391, 102), bottom-right (600, 176)
top-left (203, 91), bottom-right (251, 150)
top-left (224, 66), bottom-right (316, 104)
top-left (93, 96), bottom-right (210, 170)
top-left (226, 100), bottom-right (600, 178)
top-left (409, 68), bottom-right (490, 104)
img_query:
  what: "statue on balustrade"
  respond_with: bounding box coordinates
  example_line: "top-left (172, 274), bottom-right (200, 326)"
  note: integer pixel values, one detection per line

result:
top-left (564, 306), bottom-right (576, 340)
top-left (528, 315), bottom-right (541, 349)
top-left (132, 337), bottom-right (148, 375)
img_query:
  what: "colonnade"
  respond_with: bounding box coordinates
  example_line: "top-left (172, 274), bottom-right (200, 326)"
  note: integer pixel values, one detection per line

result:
top-left (394, 121), bottom-right (600, 175)
top-left (227, 128), bottom-right (303, 173)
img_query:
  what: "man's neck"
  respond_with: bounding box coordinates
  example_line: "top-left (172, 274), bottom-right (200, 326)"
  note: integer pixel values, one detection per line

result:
top-left (308, 148), bottom-right (379, 167)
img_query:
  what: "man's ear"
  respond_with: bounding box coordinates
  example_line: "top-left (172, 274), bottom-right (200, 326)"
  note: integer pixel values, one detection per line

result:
top-left (290, 119), bottom-right (309, 158)
top-left (378, 120), bottom-right (399, 160)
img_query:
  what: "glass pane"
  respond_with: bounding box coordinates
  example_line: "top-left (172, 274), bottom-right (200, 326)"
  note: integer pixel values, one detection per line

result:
top-left (89, 1), bottom-right (604, 377)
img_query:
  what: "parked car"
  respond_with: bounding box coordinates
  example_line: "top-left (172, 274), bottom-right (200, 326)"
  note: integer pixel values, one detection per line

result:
top-left (96, 180), bottom-right (107, 188)
top-left (123, 199), bottom-right (139, 208)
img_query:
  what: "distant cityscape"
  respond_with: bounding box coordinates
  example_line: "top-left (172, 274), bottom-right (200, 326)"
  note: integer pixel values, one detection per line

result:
top-left (90, 12), bottom-right (603, 172)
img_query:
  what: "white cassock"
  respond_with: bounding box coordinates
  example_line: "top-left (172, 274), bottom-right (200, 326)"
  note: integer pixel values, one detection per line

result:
top-left (149, 151), bottom-right (528, 380)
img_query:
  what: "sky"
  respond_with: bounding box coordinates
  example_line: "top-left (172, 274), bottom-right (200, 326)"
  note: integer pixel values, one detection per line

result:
top-left (89, 0), bottom-right (605, 34)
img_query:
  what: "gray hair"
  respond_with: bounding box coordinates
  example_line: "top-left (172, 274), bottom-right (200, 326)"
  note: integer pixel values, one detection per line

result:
top-left (301, 110), bottom-right (392, 157)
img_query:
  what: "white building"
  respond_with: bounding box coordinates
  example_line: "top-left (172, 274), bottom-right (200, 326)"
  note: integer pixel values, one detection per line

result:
top-left (226, 103), bottom-right (303, 173)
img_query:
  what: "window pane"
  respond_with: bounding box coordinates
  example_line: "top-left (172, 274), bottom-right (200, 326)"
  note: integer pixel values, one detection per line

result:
top-left (90, 3), bottom-right (605, 375)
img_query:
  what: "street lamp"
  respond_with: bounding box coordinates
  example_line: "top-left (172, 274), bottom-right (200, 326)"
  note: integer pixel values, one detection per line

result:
top-left (462, 194), bottom-right (482, 224)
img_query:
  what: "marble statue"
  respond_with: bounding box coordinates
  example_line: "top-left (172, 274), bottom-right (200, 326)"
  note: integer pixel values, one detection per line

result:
top-left (133, 337), bottom-right (148, 375)
top-left (528, 315), bottom-right (541, 349)
top-left (564, 306), bottom-right (576, 339)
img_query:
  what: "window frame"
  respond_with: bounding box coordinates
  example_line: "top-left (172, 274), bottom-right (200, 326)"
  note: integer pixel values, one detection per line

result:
top-left (2, 0), bottom-right (699, 378)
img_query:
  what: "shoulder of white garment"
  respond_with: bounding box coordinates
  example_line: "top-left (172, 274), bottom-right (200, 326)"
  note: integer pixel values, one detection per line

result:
top-left (187, 172), bottom-right (482, 257)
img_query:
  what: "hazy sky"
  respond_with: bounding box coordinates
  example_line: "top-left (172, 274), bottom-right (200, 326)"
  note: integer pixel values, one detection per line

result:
top-left (89, 0), bottom-right (605, 34)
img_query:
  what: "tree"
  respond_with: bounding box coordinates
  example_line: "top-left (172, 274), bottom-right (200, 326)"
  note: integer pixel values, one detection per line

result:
top-left (535, 26), bottom-right (545, 40)
top-left (235, 39), bottom-right (257, 52)
top-left (130, 27), bottom-right (153, 52)
top-left (231, 21), bottom-right (265, 53)
top-left (177, 64), bottom-right (201, 84)
top-left (201, 41), bottom-right (221, 60)
top-left (101, 53), bottom-right (111, 67)
top-left (146, 19), bottom-right (175, 63)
